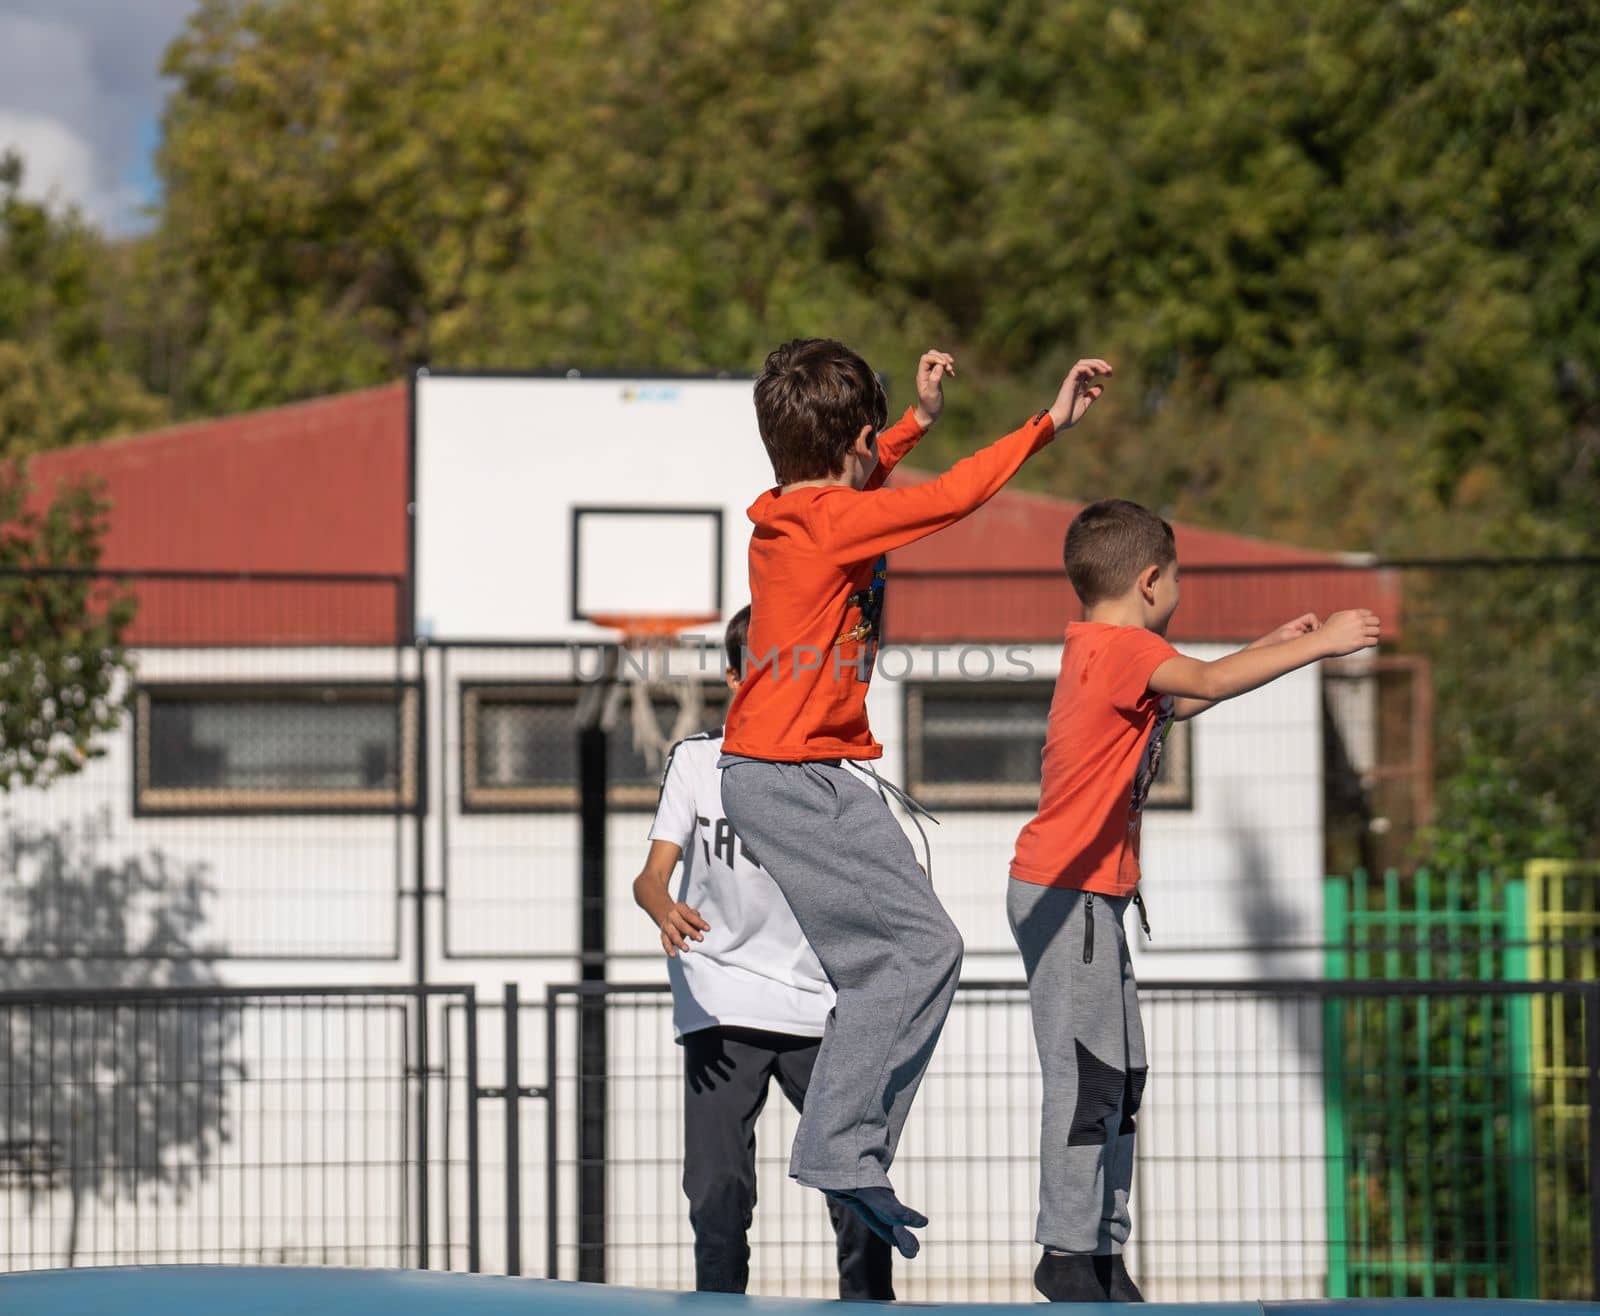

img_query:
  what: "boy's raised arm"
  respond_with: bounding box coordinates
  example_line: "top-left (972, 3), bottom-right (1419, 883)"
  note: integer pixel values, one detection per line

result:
top-left (821, 359), bottom-right (1112, 562)
top-left (865, 350), bottom-right (957, 491)
top-left (1152, 609), bottom-right (1379, 707)
top-left (1046, 359), bottom-right (1112, 432)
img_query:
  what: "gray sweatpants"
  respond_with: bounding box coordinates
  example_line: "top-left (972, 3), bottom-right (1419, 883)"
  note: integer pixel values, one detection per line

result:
top-left (719, 755), bottom-right (963, 1191)
top-left (1007, 879), bottom-right (1147, 1254)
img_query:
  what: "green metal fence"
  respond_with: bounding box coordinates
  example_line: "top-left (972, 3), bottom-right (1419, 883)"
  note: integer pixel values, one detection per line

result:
top-left (1323, 869), bottom-right (1538, 1297)
top-left (1527, 860), bottom-right (1600, 1300)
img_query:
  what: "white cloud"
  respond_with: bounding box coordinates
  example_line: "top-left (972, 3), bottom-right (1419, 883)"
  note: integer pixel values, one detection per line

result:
top-left (0, 1), bottom-right (195, 232)
top-left (0, 107), bottom-right (103, 216)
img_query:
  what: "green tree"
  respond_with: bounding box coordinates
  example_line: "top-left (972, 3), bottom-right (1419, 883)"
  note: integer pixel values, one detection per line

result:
top-left (0, 153), bottom-right (166, 457)
top-left (150, 0), bottom-right (1597, 555)
top-left (0, 462), bottom-right (137, 790)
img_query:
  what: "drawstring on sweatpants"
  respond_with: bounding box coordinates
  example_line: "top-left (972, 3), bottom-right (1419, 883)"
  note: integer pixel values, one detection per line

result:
top-left (1132, 888), bottom-right (1153, 942)
top-left (1083, 890), bottom-right (1151, 964)
top-left (860, 762), bottom-right (940, 882)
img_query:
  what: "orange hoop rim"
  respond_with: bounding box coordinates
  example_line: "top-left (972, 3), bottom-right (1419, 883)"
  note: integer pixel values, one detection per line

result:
top-left (587, 612), bottom-right (720, 644)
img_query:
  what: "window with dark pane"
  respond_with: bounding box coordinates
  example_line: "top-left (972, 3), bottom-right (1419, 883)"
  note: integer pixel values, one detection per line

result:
top-left (906, 680), bottom-right (1192, 810)
top-left (907, 682), bottom-right (1052, 808)
top-left (463, 682), bottom-right (728, 810)
top-left (918, 688), bottom-right (1052, 787)
top-left (137, 685), bottom-right (416, 813)
top-left (472, 692), bottom-right (577, 793)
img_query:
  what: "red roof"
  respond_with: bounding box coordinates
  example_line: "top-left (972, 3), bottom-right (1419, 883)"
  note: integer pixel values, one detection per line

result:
top-left (26, 382), bottom-right (1396, 646)
top-left (887, 471), bottom-right (1400, 643)
top-left (28, 385), bottom-right (407, 646)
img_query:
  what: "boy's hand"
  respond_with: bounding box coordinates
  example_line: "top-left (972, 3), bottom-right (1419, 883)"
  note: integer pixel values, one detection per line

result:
top-left (1048, 358), bottom-right (1113, 431)
top-left (912, 350), bottom-right (956, 429)
top-left (658, 901), bottom-right (709, 957)
top-left (1319, 609), bottom-right (1381, 658)
top-left (1261, 613), bottom-right (1321, 647)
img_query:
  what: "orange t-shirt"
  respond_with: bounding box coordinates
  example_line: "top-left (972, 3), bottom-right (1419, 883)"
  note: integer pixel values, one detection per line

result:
top-left (723, 406), bottom-right (1057, 761)
top-left (1010, 623), bottom-right (1180, 895)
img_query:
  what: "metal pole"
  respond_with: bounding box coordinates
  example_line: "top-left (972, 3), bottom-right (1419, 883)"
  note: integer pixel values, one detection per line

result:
top-left (439, 645), bottom-right (451, 959)
top-left (546, 988), bottom-right (560, 1280)
top-left (464, 987), bottom-right (481, 1274)
top-left (577, 715), bottom-right (609, 1283)
top-left (505, 981), bottom-right (522, 1277)
top-left (1587, 983), bottom-right (1599, 1301)
top-left (413, 641), bottom-right (431, 1269)
top-left (415, 988), bottom-right (430, 1269)
top-left (1504, 884), bottom-right (1537, 1296)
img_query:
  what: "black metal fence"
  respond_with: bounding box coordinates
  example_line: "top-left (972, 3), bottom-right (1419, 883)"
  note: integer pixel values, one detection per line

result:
top-left (0, 984), bottom-right (475, 1272)
top-left (534, 979), bottom-right (1598, 1302)
top-left (4, 979), bottom-right (1592, 1300)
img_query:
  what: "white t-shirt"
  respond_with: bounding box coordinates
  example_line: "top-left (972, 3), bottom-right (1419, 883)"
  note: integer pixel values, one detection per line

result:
top-left (648, 731), bottom-right (848, 1039)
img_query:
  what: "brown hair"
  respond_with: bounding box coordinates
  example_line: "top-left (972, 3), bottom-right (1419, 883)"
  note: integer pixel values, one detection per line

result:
top-left (753, 338), bottom-right (888, 484)
top-left (723, 605), bottom-right (752, 676)
top-left (1062, 499), bottom-right (1177, 605)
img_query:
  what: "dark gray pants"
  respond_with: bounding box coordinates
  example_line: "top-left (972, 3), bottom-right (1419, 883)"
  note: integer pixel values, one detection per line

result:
top-left (683, 1026), bottom-right (894, 1297)
top-left (719, 756), bottom-right (964, 1191)
top-left (1007, 879), bottom-right (1147, 1254)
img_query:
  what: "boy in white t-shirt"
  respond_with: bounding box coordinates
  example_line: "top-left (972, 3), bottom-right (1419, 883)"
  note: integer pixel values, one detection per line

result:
top-left (632, 606), bottom-right (893, 1298)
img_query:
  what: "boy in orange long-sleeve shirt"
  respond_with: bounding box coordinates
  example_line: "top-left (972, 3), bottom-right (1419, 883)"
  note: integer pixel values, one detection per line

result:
top-left (720, 338), bottom-right (1113, 1259)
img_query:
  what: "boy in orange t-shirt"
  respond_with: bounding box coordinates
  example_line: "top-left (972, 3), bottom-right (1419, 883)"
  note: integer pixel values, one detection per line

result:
top-left (721, 339), bottom-right (1114, 1260)
top-left (1010, 499), bottom-right (1380, 1302)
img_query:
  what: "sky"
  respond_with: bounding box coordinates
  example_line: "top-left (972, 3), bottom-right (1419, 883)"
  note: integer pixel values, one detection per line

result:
top-left (0, 0), bottom-right (195, 234)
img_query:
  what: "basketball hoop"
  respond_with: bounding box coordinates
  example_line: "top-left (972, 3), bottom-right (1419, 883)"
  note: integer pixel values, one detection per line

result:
top-left (585, 612), bottom-right (720, 771)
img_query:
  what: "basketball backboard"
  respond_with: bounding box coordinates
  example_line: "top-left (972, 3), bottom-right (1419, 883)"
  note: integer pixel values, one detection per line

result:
top-left (412, 372), bottom-right (773, 642)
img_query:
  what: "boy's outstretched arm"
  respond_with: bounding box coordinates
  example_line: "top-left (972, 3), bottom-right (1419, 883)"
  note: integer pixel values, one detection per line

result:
top-left (631, 838), bottom-right (709, 957)
top-left (819, 359), bottom-right (1113, 562)
top-left (1152, 609), bottom-right (1379, 709)
top-left (1170, 613), bottom-right (1321, 719)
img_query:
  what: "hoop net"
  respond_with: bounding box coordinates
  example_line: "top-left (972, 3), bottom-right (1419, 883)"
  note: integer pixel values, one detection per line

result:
top-left (588, 613), bottom-right (720, 771)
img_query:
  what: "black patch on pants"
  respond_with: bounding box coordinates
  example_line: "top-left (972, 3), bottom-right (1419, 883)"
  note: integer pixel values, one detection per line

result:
top-left (1119, 1066), bottom-right (1148, 1136)
top-left (1067, 1040), bottom-right (1125, 1146)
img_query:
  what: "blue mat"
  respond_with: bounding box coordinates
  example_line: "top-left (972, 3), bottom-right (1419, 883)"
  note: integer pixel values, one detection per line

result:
top-left (0, 1267), bottom-right (1594, 1315)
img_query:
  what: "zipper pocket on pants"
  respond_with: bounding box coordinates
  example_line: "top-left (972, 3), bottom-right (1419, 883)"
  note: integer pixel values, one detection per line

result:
top-left (1082, 892), bottom-right (1095, 964)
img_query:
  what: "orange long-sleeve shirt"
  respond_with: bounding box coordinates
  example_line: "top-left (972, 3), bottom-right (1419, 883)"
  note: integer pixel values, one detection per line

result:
top-left (722, 406), bottom-right (1057, 761)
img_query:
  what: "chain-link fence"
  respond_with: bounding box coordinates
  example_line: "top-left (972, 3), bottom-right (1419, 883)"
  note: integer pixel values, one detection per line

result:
top-left (0, 570), bottom-right (411, 966)
top-left (3, 560), bottom-right (1597, 1296)
top-left (4, 561), bottom-right (1594, 972)
top-left (884, 559), bottom-right (1599, 961)
top-left (419, 560), bottom-right (1599, 970)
